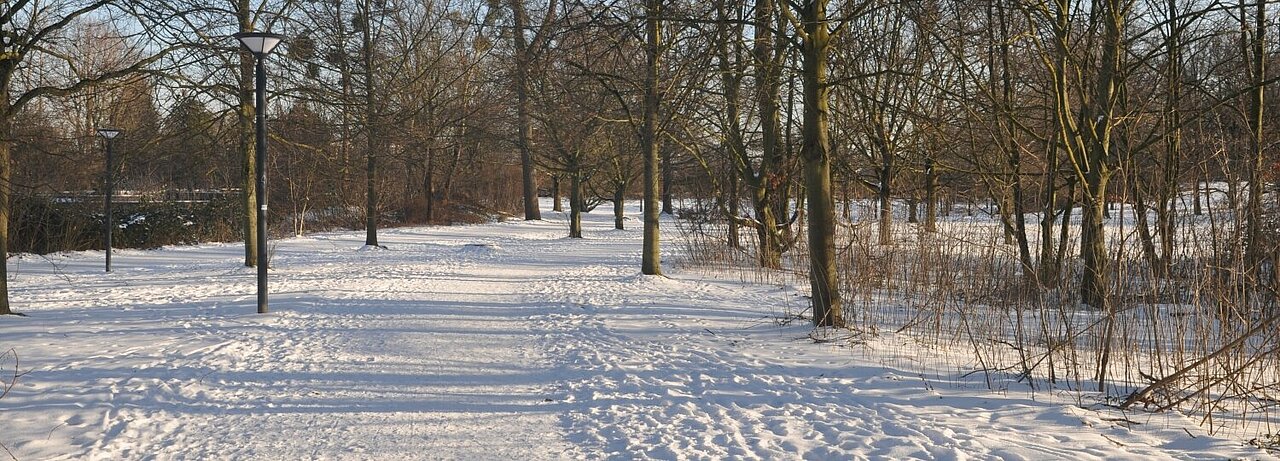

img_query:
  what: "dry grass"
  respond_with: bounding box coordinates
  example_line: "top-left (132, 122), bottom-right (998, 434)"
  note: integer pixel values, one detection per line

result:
top-left (673, 195), bottom-right (1280, 438)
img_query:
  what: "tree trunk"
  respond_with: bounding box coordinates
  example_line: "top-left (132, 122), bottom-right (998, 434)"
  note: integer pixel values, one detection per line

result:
top-left (1081, 182), bottom-right (1110, 309)
top-left (924, 158), bottom-right (937, 232)
top-left (1040, 163), bottom-right (1060, 284)
top-left (878, 162), bottom-right (892, 245)
top-left (727, 168), bottom-right (740, 247)
top-left (510, 0), bottom-right (541, 221)
top-left (998, 192), bottom-right (1015, 245)
top-left (569, 171), bottom-right (583, 238)
top-left (1078, 1), bottom-right (1128, 393)
top-left (641, 0), bottom-right (662, 276)
top-left (0, 97), bottom-right (11, 315)
top-left (1154, 166), bottom-right (1176, 278)
top-left (714, 0), bottom-right (742, 250)
top-left (1008, 178), bottom-right (1034, 279)
top-left (1079, 0), bottom-right (1124, 315)
top-left (804, 157), bottom-right (842, 327)
top-left (841, 181), bottom-right (851, 220)
top-left (997, 16), bottom-right (1035, 279)
top-left (424, 150), bottom-right (435, 223)
top-left (362, 4), bottom-right (379, 248)
top-left (1056, 179), bottom-right (1075, 276)
top-left (551, 176), bottom-right (563, 212)
top-left (751, 0), bottom-right (786, 269)
top-left (1155, 0), bottom-right (1182, 279)
top-left (614, 184), bottom-right (625, 230)
top-left (1040, 0), bottom-right (1122, 316)
top-left (238, 1), bottom-right (257, 267)
top-left (440, 145), bottom-right (461, 205)
top-left (799, 0), bottom-right (844, 328)
top-left (1035, 3), bottom-right (1074, 287)
top-left (1134, 178), bottom-right (1161, 276)
top-left (1244, 0), bottom-right (1267, 282)
top-left (1086, 176), bottom-right (1114, 392)
top-left (661, 148), bottom-right (673, 215)
top-left (754, 193), bottom-right (782, 269)
top-left (365, 143), bottom-right (379, 245)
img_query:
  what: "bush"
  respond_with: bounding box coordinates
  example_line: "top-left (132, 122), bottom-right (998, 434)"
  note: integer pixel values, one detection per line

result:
top-left (9, 195), bottom-right (97, 254)
top-left (9, 194), bottom-right (244, 255)
top-left (117, 197), bottom-right (241, 248)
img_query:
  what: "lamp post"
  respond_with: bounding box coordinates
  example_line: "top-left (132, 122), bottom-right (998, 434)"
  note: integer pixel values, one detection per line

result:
top-left (234, 31), bottom-right (284, 314)
top-left (97, 128), bottom-right (122, 272)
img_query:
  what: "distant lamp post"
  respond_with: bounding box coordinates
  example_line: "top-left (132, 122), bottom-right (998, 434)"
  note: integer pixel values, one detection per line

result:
top-left (97, 128), bottom-right (122, 273)
top-left (234, 31), bottom-right (284, 314)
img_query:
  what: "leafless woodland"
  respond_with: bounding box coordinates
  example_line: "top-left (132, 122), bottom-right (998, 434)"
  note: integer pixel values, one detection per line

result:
top-left (3, 0), bottom-right (1280, 440)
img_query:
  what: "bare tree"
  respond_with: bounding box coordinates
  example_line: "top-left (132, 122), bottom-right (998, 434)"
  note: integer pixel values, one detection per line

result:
top-left (641, 0), bottom-right (663, 275)
top-left (504, 0), bottom-right (559, 221)
top-left (783, 0), bottom-right (853, 328)
top-left (1240, 0), bottom-right (1268, 283)
top-left (530, 31), bottom-right (611, 238)
top-left (709, 0), bottom-right (794, 269)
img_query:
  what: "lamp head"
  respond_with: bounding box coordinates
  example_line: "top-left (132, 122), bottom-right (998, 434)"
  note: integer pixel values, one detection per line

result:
top-left (233, 32), bottom-right (285, 56)
top-left (97, 128), bottom-right (122, 139)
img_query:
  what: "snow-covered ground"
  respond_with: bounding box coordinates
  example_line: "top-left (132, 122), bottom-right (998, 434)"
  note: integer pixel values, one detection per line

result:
top-left (0, 203), bottom-right (1272, 460)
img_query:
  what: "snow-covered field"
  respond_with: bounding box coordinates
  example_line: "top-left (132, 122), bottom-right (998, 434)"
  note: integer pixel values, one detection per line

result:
top-left (0, 203), bottom-right (1272, 460)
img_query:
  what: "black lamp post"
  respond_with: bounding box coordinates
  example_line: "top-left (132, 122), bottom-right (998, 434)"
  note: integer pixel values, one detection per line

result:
top-left (97, 128), bottom-right (122, 272)
top-left (234, 31), bottom-right (284, 314)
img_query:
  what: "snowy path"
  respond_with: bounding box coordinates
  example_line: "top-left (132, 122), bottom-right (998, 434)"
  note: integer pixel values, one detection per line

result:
top-left (0, 208), bottom-right (1271, 460)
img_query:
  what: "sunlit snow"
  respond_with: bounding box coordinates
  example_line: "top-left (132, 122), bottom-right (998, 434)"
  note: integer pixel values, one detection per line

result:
top-left (0, 202), bottom-right (1268, 460)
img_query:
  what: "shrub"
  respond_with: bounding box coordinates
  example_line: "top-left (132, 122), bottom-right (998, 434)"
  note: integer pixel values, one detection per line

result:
top-left (9, 194), bottom-right (244, 255)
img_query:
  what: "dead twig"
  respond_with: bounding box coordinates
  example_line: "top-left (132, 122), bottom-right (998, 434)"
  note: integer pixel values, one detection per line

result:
top-left (1121, 312), bottom-right (1280, 410)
